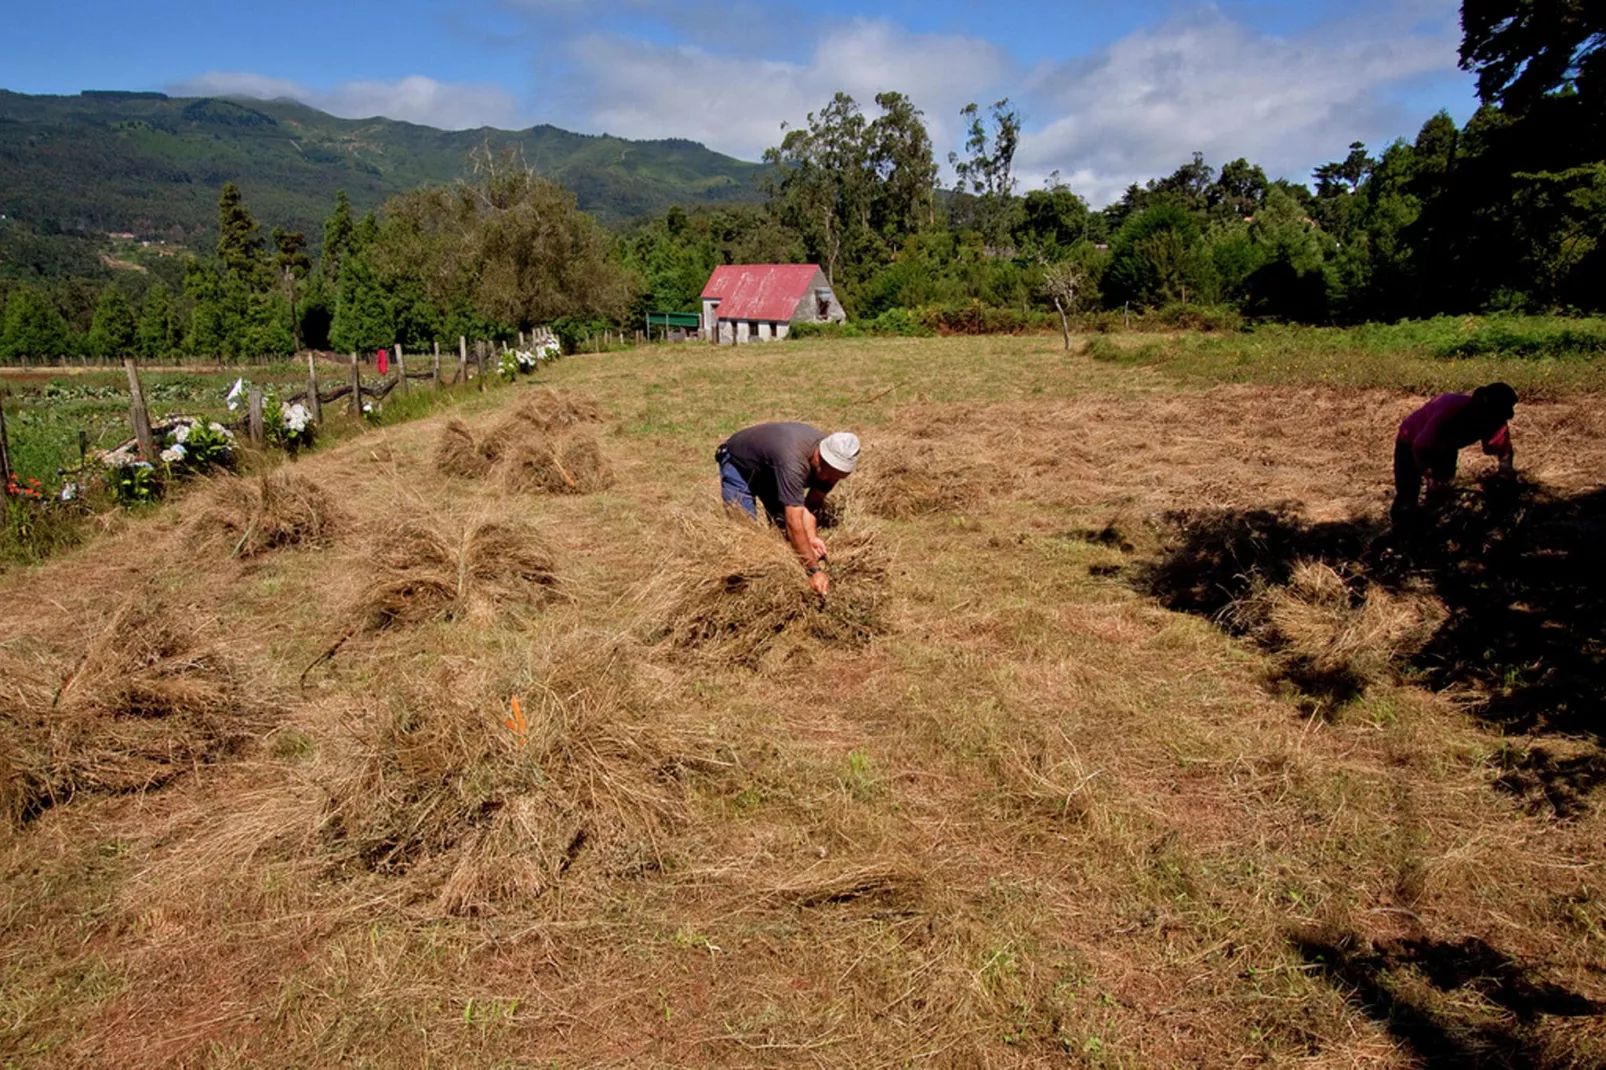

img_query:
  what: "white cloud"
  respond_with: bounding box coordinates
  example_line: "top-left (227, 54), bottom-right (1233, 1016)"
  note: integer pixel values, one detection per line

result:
top-left (562, 19), bottom-right (1010, 160)
top-left (1014, 7), bottom-right (1465, 206)
top-left (170, 72), bottom-right (523, 131)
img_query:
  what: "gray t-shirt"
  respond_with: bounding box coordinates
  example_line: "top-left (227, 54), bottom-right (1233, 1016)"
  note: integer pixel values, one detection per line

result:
top-left (721, 421), bottom-right (828, 508)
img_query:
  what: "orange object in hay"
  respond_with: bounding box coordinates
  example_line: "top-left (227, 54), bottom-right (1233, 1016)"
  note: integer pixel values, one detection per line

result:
top-left (505, 695), bottom-right (528, 746)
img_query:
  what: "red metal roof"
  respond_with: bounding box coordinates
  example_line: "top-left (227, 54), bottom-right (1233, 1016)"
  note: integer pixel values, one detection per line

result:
top-left (700, 264), bottom-right (825, 322)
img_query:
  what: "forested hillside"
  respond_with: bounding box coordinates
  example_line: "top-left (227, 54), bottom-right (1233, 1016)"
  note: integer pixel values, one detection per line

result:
top-left (0, 89), bottom-right (762, 241)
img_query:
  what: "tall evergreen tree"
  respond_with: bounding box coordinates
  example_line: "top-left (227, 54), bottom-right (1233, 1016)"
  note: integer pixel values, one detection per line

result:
top-left (0, 287), bottom-right (70, 360)
top-left (216, 182), bottom-right (267, 286)
top-left (136, 282), bottom-right (179, 357)
top-left (322, 189), bottom-right (356, 285)
top-left (329, 256), bottom-right (393, 353)
top-left (87, 286), bottom-right (138, 357)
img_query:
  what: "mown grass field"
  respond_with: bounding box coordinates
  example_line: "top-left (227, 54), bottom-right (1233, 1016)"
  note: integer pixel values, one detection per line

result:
top-left (2, 334), bottom-right (1603, 1066)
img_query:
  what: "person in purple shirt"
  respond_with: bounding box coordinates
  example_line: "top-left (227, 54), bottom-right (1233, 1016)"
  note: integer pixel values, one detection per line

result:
top-left (1392, 382), bottom-right (1517, 522)
top-left (715, 422), bottom-right (860, 596)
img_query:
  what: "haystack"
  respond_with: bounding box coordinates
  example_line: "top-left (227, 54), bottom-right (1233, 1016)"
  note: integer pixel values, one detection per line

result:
top-left (189, 469), bottom-right (345, 558)
top-left (439, 404), bottom-right (613, 496)
top-left (520, 387), bottom-right (606, 431)
top-left (320, 638), bottom-right (690, 915)
top-left (434, 419), bottom-right (494, 479)
top-left (356, 516), bottom-right (560, 629)
top-left (481, 389), bottom-right (605, 461)
top-left (1225, 560), bottom-right (1445, 707)
top-left (0, 598), bottom-right (263, 827)
top-left (559, 435), bottom-right (614, 494)
top-left (853, 440), bottom-right (992, 520)
top-left (648, 515), bottom-right (892, 667)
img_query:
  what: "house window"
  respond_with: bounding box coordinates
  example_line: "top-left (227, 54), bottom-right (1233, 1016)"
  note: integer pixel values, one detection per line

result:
top-left (815, 288), bottom-right (833, 319)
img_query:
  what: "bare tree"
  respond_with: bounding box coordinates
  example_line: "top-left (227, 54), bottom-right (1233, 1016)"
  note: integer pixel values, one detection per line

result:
top-left (1042, 261), bottom-right (1087, 351)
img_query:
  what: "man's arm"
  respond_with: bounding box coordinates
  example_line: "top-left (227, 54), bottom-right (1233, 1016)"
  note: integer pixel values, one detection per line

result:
top-left (802, 490), bottom-right (829, 559)
top-left (1483, 424), bottom-right (1514, 472)
top-left (785, 505), bottom-right (829, 595)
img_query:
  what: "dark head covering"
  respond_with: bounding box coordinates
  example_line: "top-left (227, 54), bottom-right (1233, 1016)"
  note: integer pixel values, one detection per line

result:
top-left (1472, 382), bottom-right (1517, 421)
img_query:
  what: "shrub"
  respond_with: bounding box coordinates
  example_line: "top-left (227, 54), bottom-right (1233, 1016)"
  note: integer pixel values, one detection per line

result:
top-left (1433, 315), bottom-right (1606, 360)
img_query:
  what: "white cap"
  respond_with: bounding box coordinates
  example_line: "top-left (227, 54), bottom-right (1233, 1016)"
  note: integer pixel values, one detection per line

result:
top-left (819, 431), bottom-right (860, 474)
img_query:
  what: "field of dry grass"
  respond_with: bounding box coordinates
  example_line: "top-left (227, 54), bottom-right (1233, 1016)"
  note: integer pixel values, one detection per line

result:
top-left (2, 335), bottom-right (1603, 1066)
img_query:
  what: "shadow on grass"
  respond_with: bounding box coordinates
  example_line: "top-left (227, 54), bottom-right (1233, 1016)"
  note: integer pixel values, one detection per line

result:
top-left (1293, 929), bottom-right (1600, 1068)
top-left (1128, 478), bottom-right (1606, 811)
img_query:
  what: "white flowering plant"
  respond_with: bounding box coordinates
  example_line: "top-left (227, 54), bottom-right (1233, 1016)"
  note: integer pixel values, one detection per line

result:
top-left (99, 417), bottom-right (237, 504)
top-left (99, 449), bottom-right (160, 505)
top-left (498, 349), bottom-right (539, 381)
top-left (271, 398), bottom-right (315, 451)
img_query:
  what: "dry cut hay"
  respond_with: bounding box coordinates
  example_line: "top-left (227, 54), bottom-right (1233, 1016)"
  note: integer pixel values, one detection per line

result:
top-left (500, 433), bottom-right (613, 497)
top-left (433, 419), bottom-right (494, 479)
top-left (1224, 559), bottom-right (1446, 709)
top-left (852, 439), bottom-right (993, 520)
top-left (320, 638), bottom-right (691, 915)
top-left (356, 516), bottom-right (560, 629)
top-left (189, 469), bottom-right (345, 558)
top-left (0, 598), bottom-right (266, 827)
top-left (438, 406), bottom-right (613, 496)
top-left (647, 514), bottom-right (892, 667)
top-left (482, 390), bottom-right (605, 460)
top-left (518, 387), bottom-right (606, 431)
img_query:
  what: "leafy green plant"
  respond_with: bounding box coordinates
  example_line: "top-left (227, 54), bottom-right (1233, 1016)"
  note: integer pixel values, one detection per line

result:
top-left (104, 459), bottom-right (160, 505)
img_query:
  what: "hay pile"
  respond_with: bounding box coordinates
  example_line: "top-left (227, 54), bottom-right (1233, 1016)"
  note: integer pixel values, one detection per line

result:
top-left (357, 516), bottom-right (560, 629)
top-left (500, 435), bottom-right (613, 496)
top-left (433, 395), bottom-right (613, 495)
top-left (189, 469), bottom-right (346, 558)
top-left (853, 439), bottom-right (993, 519)
top-left (434, 419), bottom-right (493, 479)
top-left (1225, 560), bottom-right (1446, 708)
top-left (648, 515), bottom-right (892, 667)
top-left (320, 639), bottom-right (690, 915)
top-left (0, 599), bottom-right (264, 827)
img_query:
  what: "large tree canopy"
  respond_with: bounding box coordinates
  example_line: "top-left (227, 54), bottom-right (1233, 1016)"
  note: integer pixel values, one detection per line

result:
top-left (1460, 0), bottom-right (1605, 115)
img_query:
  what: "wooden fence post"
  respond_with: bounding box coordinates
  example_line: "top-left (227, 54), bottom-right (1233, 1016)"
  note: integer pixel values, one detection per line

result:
top-left (123, 358), bottom-right (157, 462)
top-left (432, 341), bottom-right (441, 388)
top-left (0, 390), bottom-right (13, 488)
top-left (395, 344), bottom-right (409, 394)
top-left (248, 386), bottom-right (265, 448)
top-left (459, 336), bottom-right (468, 385)
top-left (476, 341), bottom-right (485, 391)
top-left (306, 352), bottom-right (322, 424)
top-left (349, 352), bottom-right (362, 418)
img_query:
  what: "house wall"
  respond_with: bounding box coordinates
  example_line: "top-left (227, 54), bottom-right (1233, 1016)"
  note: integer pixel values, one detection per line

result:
top-left (701, 299), bottom-right (720, 342)
top-left (789, 267), bottom-right (847, 325)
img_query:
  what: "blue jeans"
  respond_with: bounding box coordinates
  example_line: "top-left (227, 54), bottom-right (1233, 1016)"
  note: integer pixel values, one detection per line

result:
top-left (718, 455), bottom-right (759, 519)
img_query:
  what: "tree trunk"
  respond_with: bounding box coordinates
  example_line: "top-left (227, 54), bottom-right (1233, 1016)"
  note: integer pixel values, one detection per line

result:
top-left (1054, 298), bottom-right (1071, 351)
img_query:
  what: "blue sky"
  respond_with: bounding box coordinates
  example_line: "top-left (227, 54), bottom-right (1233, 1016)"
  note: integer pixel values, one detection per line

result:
top-left (4, 0), bottom-right (1479, 206)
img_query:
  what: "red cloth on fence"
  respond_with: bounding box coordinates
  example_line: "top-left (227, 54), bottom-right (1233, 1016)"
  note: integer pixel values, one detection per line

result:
top-left (376, 348), bottom-right (389, 375)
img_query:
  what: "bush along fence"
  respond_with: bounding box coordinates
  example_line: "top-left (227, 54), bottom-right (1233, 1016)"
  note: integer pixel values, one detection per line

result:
top-left (2, 333), bottom-right (565, 516)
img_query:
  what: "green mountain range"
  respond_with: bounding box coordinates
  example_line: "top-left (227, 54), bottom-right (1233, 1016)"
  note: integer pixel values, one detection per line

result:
top-left (0, 89), bottom-right (765, 251)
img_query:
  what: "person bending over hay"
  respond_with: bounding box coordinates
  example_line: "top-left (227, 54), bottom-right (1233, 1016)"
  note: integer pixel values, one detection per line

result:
top-left (1391, 382), bottom-right (1517, 524)
top-left (714, 422), bottom-right (860, 597)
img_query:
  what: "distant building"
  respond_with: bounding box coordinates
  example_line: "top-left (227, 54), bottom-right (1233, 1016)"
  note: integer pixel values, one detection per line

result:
top-left (700, 264), bottom-right (845, 343)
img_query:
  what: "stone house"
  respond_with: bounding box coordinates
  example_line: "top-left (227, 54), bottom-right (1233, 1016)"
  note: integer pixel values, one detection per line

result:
top-left (699, 264), bottom-right (846, 343)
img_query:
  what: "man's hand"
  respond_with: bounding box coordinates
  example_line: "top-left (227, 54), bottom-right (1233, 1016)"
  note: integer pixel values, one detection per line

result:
top-left (810, 570), bottom-right (830, 597)
top-left (808, 535), bottom-right (828, 561)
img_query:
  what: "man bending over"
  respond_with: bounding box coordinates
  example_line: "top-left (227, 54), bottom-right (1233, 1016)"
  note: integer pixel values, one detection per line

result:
top-left (1392, 382), bottom-right (1517, 523)
top-left (715, 422), bottom-right (860, 595)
